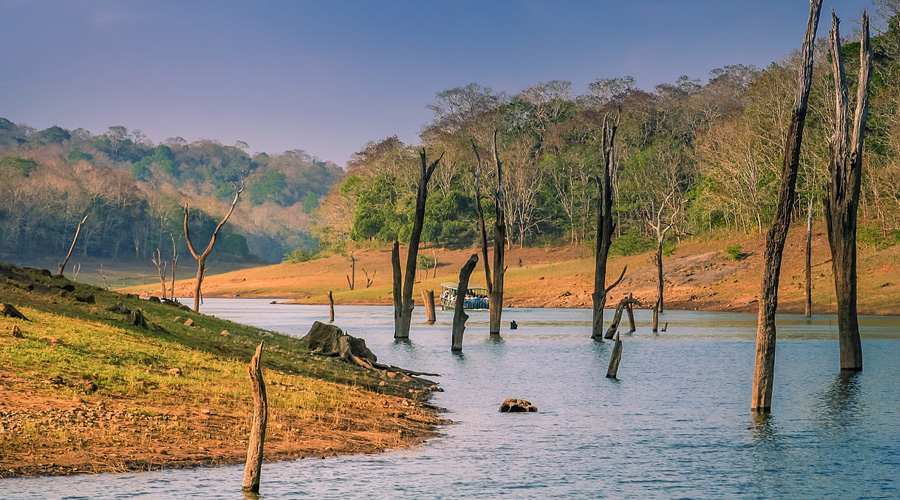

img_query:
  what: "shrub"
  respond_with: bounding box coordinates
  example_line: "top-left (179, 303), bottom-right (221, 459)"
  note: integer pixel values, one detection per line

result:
top-left (724, 244), bottom-right (744, 261)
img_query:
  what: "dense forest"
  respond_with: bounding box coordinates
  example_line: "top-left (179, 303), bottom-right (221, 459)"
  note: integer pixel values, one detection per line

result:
top-left (3, 7), bottom-right (898, 268)
top-left (313, 7), bottom-right (900, 258)
top-left (0, 119), bottom-right (342, 263)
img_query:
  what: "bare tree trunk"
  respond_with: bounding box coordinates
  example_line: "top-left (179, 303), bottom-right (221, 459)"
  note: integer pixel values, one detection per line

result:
top-left (452, 254), bottom-right (479, 352)
top-left (242, 342), bottom-right (267, 493)
top-left (489, 132), bottom-right (506, 335)
top-left (347, 251), bottom-right (356, 290)
top-left (391, 241), bottom-right (402, 331)
top-left (656, 235), bottom-right (665, 313)
top-left (652, 305), bottom-right (659, 333)
top-left (58, 214), bottom-right (89, 277)
top-left (151, 249), bottom-right (168, 300)
top-left (170, 234), bottom-right (178, 300)
top-left (605, 296), bottom-right (641, 339)
top-left (472, 140), bottom-right (493, 296)
top-left (592, 116), bottom-right (618, 340)
top-left (805, 198), bottom-right (813, 317)
top-left (328, 290), bottom-right (334, 323)
top-left (626, 293), bottom-right (636, 332)
top-left (752, 0), bottom-right (822, 412)
top-left (606, 332), bottom-right (623, 379)
top-left (184, 185), bottom-right (243, 312)
top-left (393, 150), bottom-right (442, 339)
top-left (824, 10), bottom-right (871, 372)
top-left (422, 289), bottom-right (436, 324)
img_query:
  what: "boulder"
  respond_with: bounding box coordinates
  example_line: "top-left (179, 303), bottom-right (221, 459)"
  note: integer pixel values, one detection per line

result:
top-left (499, 398), bottom-right (538, 413)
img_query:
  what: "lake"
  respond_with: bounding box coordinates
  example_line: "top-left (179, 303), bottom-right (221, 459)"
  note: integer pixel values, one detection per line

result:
top-left (3, 300), bottom-right (899, 499)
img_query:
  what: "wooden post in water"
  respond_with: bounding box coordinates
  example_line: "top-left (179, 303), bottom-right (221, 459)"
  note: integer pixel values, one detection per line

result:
top-left (328, 290), bottom-right (334, 323)
top-left (423, 289), bottom-right (436, 324)
top-left (626, 293), bottom-right (636, 332)
top-left (652, 305), bottom-right (659, 333)
top-left (606, 332), bottom-right (623, 379)
top-left (452, 255), bottom-right (479, 352)
top-left (242, 342), bottom-right (267, 493)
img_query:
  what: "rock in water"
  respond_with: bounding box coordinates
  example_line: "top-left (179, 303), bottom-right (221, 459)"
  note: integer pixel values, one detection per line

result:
top-left (299, 321), bottom-right (377, 367)
top-left (499, 398), bottom-right (538, 413)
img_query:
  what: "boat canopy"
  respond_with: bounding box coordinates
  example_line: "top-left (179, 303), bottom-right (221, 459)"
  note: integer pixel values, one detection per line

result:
top-left (440, 282), bottom-right (489, 295)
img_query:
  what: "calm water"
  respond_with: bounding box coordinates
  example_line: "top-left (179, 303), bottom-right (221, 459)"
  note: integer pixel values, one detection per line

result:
top-left (4, 300), bottom-right (900, 499)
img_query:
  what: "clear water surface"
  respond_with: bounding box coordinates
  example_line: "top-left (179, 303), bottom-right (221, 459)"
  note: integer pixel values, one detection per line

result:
top-left (3, 300), bottom-right (899, 499)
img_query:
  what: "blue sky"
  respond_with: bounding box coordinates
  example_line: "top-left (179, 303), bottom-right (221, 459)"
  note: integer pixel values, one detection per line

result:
top-left (1, 0), bottom-right (876, 166)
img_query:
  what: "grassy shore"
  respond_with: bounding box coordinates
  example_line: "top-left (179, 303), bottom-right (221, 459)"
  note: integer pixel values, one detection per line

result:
top-left (128, 224), bottom-right (900, 316)
top-left (0, 263), bottom-right (445, 478)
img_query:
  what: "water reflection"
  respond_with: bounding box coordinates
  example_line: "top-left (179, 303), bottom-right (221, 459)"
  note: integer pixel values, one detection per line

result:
top-left (749, 412), bottom-right (779, 444)
top-left (814, 371), bottom-right (864, 432)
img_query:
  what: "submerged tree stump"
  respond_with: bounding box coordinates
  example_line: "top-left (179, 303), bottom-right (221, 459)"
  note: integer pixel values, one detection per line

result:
top-left (452, 255), bottom-right (479, 352)
top-left (242, 342), bottom-right (267, 493)
top-left (652, 305), bottom-right (659, 333)
top-left (626, 293), bottom-right (636, 332)
top-left (606, 332), bottom-right (623, 379)
top-left (328, 290), bottom-right (335, 323)
top-left (604, 297), bottom-right (641, 339)
top-left (423, 289), bottom-right (436, 324)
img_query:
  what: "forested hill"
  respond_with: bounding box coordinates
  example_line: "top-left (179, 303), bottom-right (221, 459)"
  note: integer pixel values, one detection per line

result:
top-left (0, 121), bottom-right (342, 263)
top-left (312, 11), bottom-right (900, 257)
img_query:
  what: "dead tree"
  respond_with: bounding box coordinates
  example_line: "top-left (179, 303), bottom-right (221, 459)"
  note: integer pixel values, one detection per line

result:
top-left (346, 251), bottom-right (356, 290)
top-left (98, 264), bottom-right (110, 290)
top-left (472, 134), bottom-right (507, 335)
top-left (170, 234), bottom-right (179, 300)
top-left (362, 267), bottom-right (376, 288)
top-left (328, 290), bottom-right (335, 323)
top-left (57, 214), bottom-right (89, 277)
top-left (452, 254), bottom-right (479, 352)
top-left (805, 198), bottom-right (814, 317)
top-left (592, 116), bottom-right (620, 340)
top-left (393, 150), bottom-right (443, 339)
top-left (72, 263), bottom-right (81, 282)
top-left (151, 249), bottom-right (168, 300)
top-left (647, 190), bottom-right (683, 313)
top-left (823, 9), bottom-right (871, 372)
top-left (242, 342), bottom-right (267, 493)
top-left (752, 0), bottom-right (822, 413)
top-left (184, 185), bottom-right (243, 312)
top-left (604, 295), bottom-right (642, 339)
top-left (606, 332), bottom-right (623, 379)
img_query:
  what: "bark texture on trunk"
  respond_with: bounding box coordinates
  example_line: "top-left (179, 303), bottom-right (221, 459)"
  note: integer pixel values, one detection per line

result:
top-left (606, 332), bottom-right (623, 379)
top-left (328, 290), bottom-right (334, 323)
top-left (823, 9), bottom-right (871, 371)
top-left (451, 254), bottom-right (479, 352)
top-left (752, 0), bottom-right (822, 412)
top-left (472, 139), bottom-right (493, 296)
top-left (489, 132), bottom-right (506, 335)
top-left (604, 297), bottom-right (642, 339)
top-left (393, 150), bottom-right (442, 339)
top-left (423, 289), bottom-right (436, 324)
top-left (242, 342), bottom-right (267, 493)
top-left (592, 116), bottom-right (618, 340)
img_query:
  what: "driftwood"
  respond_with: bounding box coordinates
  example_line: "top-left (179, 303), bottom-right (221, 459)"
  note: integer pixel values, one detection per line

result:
top-left (606, 332), bottom-right (623, 379)
top-left (452, 254), bottom-right (479, 352)
top-left (328, 290), bottom-right (335, 323)
top-left (393, 150), bottom-right (443, 339)
top-left (242, 342), bottom-right (267, 493)
top-left (824, 10), bottom-right (871, 372)
top-left (1, 303), bottom-right (27, 320)
top-left (184, 184), bottom-right (242, 312)
top-left (752, 0), bottom-right (822, 412)
top-left (422, 289), bottom-right (436, 324)
top-left (605, 296), bottom-right (642, 339)
top-left (58, 214), bottom-right (89, 277)
top-left (592, 116), bottom-right (620, 340)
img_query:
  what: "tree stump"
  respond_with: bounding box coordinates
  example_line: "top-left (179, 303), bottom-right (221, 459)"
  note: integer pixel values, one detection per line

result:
top-left (328, 290), bottom-right (335, 323)
top-left (606, 332), bottom-right (623, 379)
top-left (604, 297), bottom-right (641, 339)
top-left (242, 342), bottom-right (267, 493)
top-left (452, 255), bottom-right (478, 352)
top-left (423, 289), bottom-right (436, 324)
